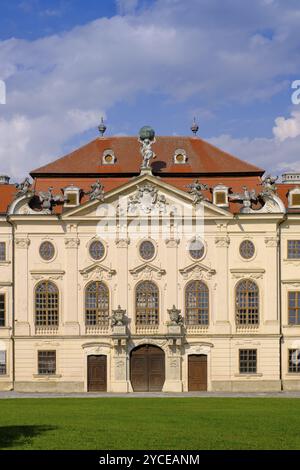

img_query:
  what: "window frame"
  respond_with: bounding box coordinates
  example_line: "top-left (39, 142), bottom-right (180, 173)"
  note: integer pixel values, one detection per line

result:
top-left (88, 239), bottom-right (106, 261)
top-left (0, 293), bottom-right (5, 327)
top-left (0, 242), bottom-right (6, 262)
top-left (37, 350), bottom-right (56, 376)
top-left (287, 240), bottom-right (300, 259)
top-left (138, 239), bottom-right (156, 262)
top-left (239, 349), bottom-right (257, 374)
top-left (135, 281), bottom-right (159, 326)
top-left (288, 291), bottom-right (300, 325)
top-left (288, 349), bottom-right (300, 373)
top-left (0, 350), bottom-right (6, 375)
top-left (185, 280), bottom-right (209, 326)
top-left (239, 239), bottom-right (255, 260)
top-left (85, 281), bottom-right (110, 326)
top-left (235, 279), bottom-right (259, 326)
top-left (35, 281), bottom-right (59, 327)
top-left (39, 241), bottom-right (55, 262)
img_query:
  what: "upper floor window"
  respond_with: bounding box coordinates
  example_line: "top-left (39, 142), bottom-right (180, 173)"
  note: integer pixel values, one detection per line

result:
top-left (185, 281), bottom-right (209, 325)
top-left (288, 349), bottom-right (300, 373)
top-left (136, 281), bottom-right (159, 325)
top-left (188, 238), bottom-right (205, 261)
top-left (239, 240), bottom-right (255, 260)
top-left (35, 281), bottom-right (59, 326)
top-left (89, 240), bottom-right (105, 261)
top-left (239, 349), bottom-right (257, 374)
top-left (139, 240), bottom-right (155, 261)
top-left (39, 241), bottom-right (55, 261)
top-left (288, 291), bottom-right (300, 325)
top-left (236, 280), bottom-right (259, 325)
top-left (0, 351), bottom-right (6, 375)
top-left (85, 281), bottom-right (109, 326)
top-left (38, 351), bottom-right (56, 375)
top-left (0, 242), bottom-right (6, 261)
top-left (288, 240), bottom-right (300, 259)
top-left (0, 294), bottom-right (5, 327)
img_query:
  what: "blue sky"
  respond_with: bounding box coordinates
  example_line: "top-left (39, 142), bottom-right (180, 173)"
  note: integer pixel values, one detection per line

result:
top-left (0, 0), bottom-right (299, 179)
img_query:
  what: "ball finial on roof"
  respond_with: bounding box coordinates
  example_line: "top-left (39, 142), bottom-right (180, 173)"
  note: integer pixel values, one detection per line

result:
top-left (98, 117), bottom-right (107, 137)
top-left (191, 117), bottom-right (199, 136)
top-left (139, 125), bottom-right (155, 141)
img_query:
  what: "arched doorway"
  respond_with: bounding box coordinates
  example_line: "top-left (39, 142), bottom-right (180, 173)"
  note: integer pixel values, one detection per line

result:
top-left (87, 355), bottom-right (107, 392)
top-left (130, 345), bottom-right (165, 392)
top-left (188, 355), bottom-right (207, 391)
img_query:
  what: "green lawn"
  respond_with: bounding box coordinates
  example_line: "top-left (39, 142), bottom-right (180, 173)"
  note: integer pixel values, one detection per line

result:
top-left (0, 398), bottom-right (299, 450)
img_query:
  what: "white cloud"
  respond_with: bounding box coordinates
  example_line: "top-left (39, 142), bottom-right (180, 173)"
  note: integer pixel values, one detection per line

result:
top-left (273, 111), bottom-right (300, 141)
top-left (0, 0), bottom-right (300, 178)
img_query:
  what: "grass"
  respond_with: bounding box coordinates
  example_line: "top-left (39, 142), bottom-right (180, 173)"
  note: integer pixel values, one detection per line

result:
top-left (0, 397), bottom-right (300, 450)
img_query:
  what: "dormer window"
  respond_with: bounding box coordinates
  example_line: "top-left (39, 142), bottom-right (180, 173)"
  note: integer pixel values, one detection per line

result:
top-left (213, 184), bottom-right (229, 207)
top-left (102, 149), bottom-right (116, 165)
top-left (63, 185), bottom-right (81, 207)
top-left (288, 187), bottom-right (300, 208)
top-left (174, 149), bottom-right (187, 164)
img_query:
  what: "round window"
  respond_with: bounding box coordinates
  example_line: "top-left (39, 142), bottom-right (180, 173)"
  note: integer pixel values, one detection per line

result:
top-left (139, 240), bottom-right (155, 261)
top-left (189, 238), bottom-right (205, 260)
top-left (89, 240), bottom-right (105, 260)
top-left (39, 241), bottom-right (55, 261)
top-left (239, 240), bottom-right (255, 259)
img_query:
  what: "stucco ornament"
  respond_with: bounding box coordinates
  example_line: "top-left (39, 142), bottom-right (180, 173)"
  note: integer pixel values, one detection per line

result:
top-left (111, 306), bottom-right (127, 327)
top-left (128, 183), bottom-right (167, 214)
top-left (186, 180), bottom-right (208, 204)
top-left (86, 180), bottom-right (104, 201)
top-left (167, 305), bottom-right (184, 326)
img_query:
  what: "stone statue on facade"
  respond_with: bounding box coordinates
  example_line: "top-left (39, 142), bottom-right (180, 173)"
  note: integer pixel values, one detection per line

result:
top-left (38, 187), bottom-right (66, 213)
top-left (15, 177), bottom-right (32, 197)
top-left (86, 180), bottom-right (105, 201)
top-left (167, 305), bottom-right (184, 326)
top-left (111, 306), bottom-right (127, 327)
top-left (138, 126), bottom-right (156, 171)
top-left (230, 186), bottom-right (257, 213)
top-left (186, 180), bottom-right (209, 204)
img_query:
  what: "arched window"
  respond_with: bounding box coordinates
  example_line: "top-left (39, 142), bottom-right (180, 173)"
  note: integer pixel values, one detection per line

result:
top-left (185, 281), bottom-right (209, 325)
top-left (136, 281), bottom-right (159, 325)
top-left (236, 279), bottom-right (259, 325)
top-left (35, 281), bottom-right (59, 326)
top-left (85, 281), bottom-right (109, 326)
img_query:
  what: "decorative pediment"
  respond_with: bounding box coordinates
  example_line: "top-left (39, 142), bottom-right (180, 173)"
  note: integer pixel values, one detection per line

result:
top-left (79, 262), bottom-right (116, 280)
top-left (129, 262), bottom-right (166, 280)
top-left (30, 269), bottom-right (65, 281)
top-left (179, 262), bottom-right (216, 280)
top-left (230, 268), bottom-right (265, 280)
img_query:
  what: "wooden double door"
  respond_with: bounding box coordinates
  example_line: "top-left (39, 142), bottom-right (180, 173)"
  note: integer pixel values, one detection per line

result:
top-left (188, 355), bottom-right (207, 391)
top-left (130, 345), bottom-right (165, 392)
top-left (87, 355), bottom-right (107, 392)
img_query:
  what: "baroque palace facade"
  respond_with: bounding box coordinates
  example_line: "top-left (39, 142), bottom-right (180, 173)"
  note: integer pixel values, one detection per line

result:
top-left (0, 125), bottom-right (300, 393)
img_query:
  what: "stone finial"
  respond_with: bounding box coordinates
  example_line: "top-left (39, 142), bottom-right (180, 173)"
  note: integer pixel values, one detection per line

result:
top-left (191, 117), bottom-right (199, 136)
top-left (98, 117), bottom-right (107, 137)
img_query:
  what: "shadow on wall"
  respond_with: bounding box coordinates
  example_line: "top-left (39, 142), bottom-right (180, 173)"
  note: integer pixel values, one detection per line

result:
top-left (0, 425), bottom-right (56, 449)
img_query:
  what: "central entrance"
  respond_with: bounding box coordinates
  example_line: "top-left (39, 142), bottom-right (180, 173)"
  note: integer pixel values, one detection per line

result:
top-left (130, 345), bottom-right (165, 392)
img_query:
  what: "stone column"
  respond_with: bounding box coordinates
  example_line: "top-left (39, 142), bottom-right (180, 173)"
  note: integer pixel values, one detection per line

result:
top-left (14, 237), bottom-right (31, 336)
top-left (214, 235), bottom-right (231, 334)
top-left (64, 237), bottom-right (80, 335)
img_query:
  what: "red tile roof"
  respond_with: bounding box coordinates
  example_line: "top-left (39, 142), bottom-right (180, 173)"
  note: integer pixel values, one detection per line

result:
top-left (0, 184), bottom-right (18, 214)
top-left (30, 136), bottom-right (264, 176)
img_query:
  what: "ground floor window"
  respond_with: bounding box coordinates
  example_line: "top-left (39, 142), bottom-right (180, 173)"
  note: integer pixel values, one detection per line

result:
top-left (0, 350), bottom-right (6, 375)
top-left (0, 294), bottom-right (5, 327)
top-left (38, 350), bottom-right (56, 375)
top-left (239, 349), bottom-right (257, 374)
top-left (288, 349), bottom-right (300, 373)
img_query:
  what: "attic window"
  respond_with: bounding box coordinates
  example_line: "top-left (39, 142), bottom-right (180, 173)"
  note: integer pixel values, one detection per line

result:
top-left (63, 185), bottom-right (80, 207)
top-left (288, 188), bottom-right (300, 208)
top-left (174, 149), bottom-right (187, 164)
top-left (102, 149), bottom-right (116, 165)
top-left (213, 184), bottom-right (229, 207)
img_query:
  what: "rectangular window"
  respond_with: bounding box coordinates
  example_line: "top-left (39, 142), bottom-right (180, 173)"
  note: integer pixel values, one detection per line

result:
top-left (38, 351), bottom-right (56, 375)
top-left (0, 242), bottom-right (6, 262)
top-left (288, 240), bottom-right (300, 259)
top-left (239, 349), bottom-right (257, 374)
top-left (0, 351), bottom-right (6, 375)
top-left (0, 294), bottom-right (5, 327)
top-left (288, 292), bottom-right (300, 325)
top-left (288, 349), bottom-right (300, 373)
